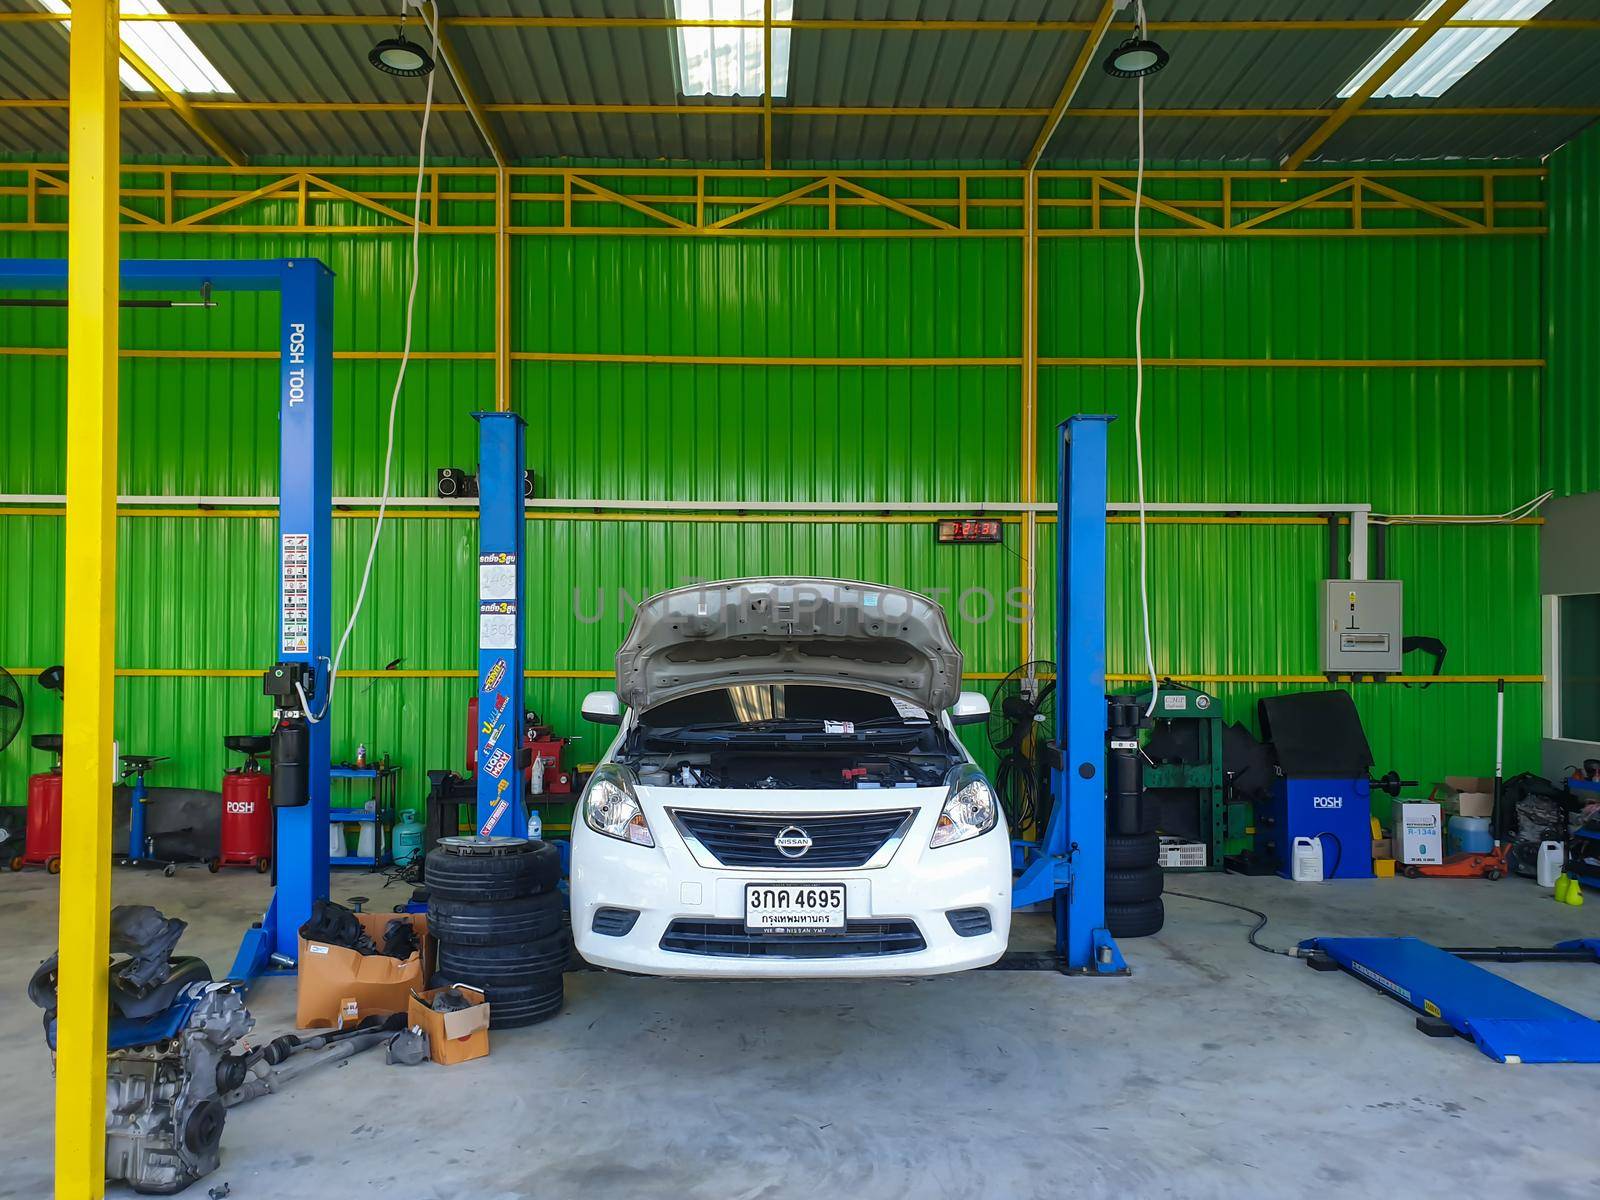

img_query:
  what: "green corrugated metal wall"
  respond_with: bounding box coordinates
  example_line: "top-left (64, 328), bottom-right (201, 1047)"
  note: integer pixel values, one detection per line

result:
top-left (1546, 122), bottom-right (1600, 497)
top-left (0, 171), bottom-right (1548, 823)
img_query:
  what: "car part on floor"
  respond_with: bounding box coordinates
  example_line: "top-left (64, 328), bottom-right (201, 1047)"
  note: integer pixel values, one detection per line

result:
top-left (424, 836), bottom-right (561, 901)
top-left (427, 835), bottom-right (567, 1027)
top-left (1301, 936), bottom-right (1600, 1064)
top-left (427, 891), bottom-right (564, 946)
top-left (28, 905), bottom-right (398, 1194)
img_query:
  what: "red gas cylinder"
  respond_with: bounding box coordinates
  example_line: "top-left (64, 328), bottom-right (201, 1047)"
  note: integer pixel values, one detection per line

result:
top-left (16, 770), bottom-right (63, 873)
top-left (213, 736), bottom-right (273, 873)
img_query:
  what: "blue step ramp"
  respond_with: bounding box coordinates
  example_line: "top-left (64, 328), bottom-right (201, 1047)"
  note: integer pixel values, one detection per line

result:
top-left (1303, 936), bottom-right (1600, 1064)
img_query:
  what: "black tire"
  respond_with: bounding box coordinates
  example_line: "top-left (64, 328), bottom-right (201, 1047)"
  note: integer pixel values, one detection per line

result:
top-left (424, 841), bottom-right (561, 901)
top-left (478, 975), bottom-right (564, 1029)
top-left (429, 891), bottom-right (565, 946)
top-left (1106, 867), bottom-right (1164, 905)
top-left (438, 930), bottom-right (570, 986)
top-left (1107, 898), bottom-right (1164, 938)
top-left (1106, 832), bottom-right (1160, 872)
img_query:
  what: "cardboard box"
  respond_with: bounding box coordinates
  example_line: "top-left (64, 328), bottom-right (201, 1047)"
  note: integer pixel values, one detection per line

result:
top-left (1439, 776), bottom-right (1496, 819)
top-left (296, 911), bottom-right (432, 1030)
top-left (1372, 837), bottom-right (1393, 860)
top-left (408, 985), bottom-right (491, 1065)
top-left (1392, 801), bottom-right (1443, 866)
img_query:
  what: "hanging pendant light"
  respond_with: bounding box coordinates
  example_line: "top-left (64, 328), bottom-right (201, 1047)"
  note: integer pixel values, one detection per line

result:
top-left (370, 12), bottom-right (434, 78)
top-left (1103, 9), bottom-right (1169, 81)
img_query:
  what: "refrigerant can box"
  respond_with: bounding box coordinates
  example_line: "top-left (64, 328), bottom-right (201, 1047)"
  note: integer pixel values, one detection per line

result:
top-left (297, 911), bottom-right (432, 1029)
top-left (1392, 801), bottom-right (1443, 865)
top-left (408, 985), bottom-right (490, 1065)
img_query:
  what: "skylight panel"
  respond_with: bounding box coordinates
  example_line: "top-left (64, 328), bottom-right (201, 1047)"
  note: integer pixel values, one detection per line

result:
top-left (38, 0), bottom-right (236, 95)
top-left (1337, 0), bottom-right (1553, 99)
top-left (673, 0), bottom-right (792, 99)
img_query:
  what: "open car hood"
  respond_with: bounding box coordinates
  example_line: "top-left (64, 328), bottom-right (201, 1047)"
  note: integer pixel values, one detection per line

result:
top-left (615, 578), bottom-right (964, 714)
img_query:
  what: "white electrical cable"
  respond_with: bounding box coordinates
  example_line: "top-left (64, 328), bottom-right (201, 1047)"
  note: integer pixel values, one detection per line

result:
top-left (1373, 489), bottom-right (1555, 525)
top-left (1132, 0), bottom-right (1159, 718)
top-left (299, 6), bottom-right (439, 725)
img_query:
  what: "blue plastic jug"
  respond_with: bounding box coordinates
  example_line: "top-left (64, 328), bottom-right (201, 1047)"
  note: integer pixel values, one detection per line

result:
top-left (1447, 814), bottom-right (1493, 856)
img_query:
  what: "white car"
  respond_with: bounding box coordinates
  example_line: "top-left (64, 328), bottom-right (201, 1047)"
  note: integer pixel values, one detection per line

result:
top-left (569, 578), bottom-right (1012, 978)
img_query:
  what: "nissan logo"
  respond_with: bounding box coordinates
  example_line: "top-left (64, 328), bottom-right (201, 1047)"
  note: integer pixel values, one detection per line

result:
top-left (774, 826), bottom-right (813, 858)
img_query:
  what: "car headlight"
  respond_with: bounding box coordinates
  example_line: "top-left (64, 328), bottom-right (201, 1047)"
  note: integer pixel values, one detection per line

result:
top-left (582, 765), bottom-right (654, 847)
top-left (931, 765), bottom-right (999, 848)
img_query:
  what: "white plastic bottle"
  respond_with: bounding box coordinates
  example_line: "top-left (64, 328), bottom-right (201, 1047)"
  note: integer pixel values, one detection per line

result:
top-left (1292, 836), bottom-right (1325, 882)
top-left (1537, 841), bottom-right (1565, 888)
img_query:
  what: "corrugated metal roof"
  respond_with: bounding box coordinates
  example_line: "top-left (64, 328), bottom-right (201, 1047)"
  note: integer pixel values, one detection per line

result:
top-left (0, 0), bottom-right (1595, 165)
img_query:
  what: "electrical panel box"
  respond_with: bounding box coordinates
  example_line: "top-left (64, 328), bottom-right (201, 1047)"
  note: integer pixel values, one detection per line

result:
top-left (1321, 579), bottom-right (1403, 674)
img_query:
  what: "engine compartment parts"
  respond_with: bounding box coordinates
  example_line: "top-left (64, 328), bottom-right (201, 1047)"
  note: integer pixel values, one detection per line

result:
top-left (29, 905), bottom-right (399, 1195)
top-left (296, 908), bottom-right (432, 1029)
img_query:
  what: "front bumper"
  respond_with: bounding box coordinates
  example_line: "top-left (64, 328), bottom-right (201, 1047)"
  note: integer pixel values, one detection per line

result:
top-left (570, 789), bottom-right (1011, 979)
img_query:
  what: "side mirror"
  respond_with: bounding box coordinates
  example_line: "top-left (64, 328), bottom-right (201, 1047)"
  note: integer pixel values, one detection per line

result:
top-left (949, 691), bottom-right (990, 726)
top-left (581, 690), bottom-right (624, 726)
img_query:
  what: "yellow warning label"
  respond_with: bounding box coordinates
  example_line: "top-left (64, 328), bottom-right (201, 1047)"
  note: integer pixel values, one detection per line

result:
top-left (1424, 1000), bottom-right (1441, 1018)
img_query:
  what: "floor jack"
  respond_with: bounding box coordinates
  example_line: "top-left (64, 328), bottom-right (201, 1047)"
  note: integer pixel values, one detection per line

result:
top-left (1301, 936), bottom-right (1600, 1063)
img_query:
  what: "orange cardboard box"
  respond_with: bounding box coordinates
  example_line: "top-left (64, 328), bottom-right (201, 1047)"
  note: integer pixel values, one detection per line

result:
top-left (296, 910), bottom-right (432, 1029)
top-left (408, 985), bottom-right (491, 1065)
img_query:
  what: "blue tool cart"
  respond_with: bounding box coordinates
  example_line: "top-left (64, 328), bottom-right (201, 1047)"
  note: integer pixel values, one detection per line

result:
top-left (328, 763), bottom-right (401, 868)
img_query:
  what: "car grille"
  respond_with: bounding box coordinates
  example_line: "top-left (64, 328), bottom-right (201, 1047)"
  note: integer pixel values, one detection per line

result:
top-left (672, 808), bottom-right (914, 869)
top-left (660, 919), bottom-right (926, 959)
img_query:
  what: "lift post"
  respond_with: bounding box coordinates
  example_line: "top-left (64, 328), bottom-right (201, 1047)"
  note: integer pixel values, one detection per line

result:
top-left (0, 258), bottom-right (336, 983)
top-left (473, 410), bottom-right (529, 838)
top-left (1011, 414), bottom-right (1126, 974)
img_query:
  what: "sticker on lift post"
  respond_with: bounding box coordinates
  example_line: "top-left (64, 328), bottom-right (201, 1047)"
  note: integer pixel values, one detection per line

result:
top-left (281, 533), bottom-right (310, 654)
top-left (479, 552), bottom-right (516, 601)
top-left (480, 601), bottom-right (516, 651)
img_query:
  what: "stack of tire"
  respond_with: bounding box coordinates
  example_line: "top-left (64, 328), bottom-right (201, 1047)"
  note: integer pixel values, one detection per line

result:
top-left (424, 836), bottom-right (566, 1028)
top-left (1106, 694), bottom-right (1164, 938)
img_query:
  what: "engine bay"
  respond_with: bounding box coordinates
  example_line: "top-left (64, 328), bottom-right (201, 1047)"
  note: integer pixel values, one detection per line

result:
top-left (627, 749), bottom-right (952, 791)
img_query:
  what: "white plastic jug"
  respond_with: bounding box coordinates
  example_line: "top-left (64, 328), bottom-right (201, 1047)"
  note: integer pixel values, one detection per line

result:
top-left (1292, 836), bottom-right (1325, 882)
top-left (1537, 841), bottom-right (1565, 888)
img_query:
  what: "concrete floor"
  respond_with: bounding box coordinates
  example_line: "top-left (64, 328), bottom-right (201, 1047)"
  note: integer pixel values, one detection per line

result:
top-left (3, 867), bottom-right (1600, 1199)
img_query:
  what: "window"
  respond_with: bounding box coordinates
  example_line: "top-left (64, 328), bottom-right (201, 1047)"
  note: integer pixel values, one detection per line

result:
top-left (1548, 594), bottom-right (1600, 744)
top-left (672, 0), bottom-right (792, 98)
top-left (1336, 0), bottom-right (1553, 99)
top-left (37, 0), bottom-right (235, 95)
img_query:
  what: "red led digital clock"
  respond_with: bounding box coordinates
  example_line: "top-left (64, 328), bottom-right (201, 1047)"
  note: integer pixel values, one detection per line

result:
top-left (937, 519), bottom-right (1003, 544)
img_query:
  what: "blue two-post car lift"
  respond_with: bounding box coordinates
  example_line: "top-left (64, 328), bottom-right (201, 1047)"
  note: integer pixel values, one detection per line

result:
top-left (1011, 415), bottom-right (1127, 975)
top-left (0, 257), bottom-right (334, 983)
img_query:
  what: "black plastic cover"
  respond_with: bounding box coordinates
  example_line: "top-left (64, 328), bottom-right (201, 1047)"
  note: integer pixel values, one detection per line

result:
top-left (1257, 690), bottom-right (1373, 779)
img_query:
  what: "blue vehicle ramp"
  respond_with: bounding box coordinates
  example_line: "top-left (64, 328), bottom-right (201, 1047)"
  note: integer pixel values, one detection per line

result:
top-left (1301, 936), bottom-right (1600, 1064)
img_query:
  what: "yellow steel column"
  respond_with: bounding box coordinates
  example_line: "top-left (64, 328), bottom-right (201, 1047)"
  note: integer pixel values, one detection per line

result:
top-left (57, 1), bottom-right (120, 1196)
top-left (1019, 171), bottom-right (1038, 668)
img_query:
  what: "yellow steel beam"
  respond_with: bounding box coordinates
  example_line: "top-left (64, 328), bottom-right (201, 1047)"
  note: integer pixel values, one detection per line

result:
top-left (57, 2), bottom-right (119, 1196)
top-left (3, 13), bottom-right (1599, 31)
top-left (8, 97), bottom-right (1600, 121)
top-left (116, 41), bottom-right (245, 166)
top-left (1027, 0), bottom-right (1117, 169)
top-left (763, 0), bottom-right (774, 169)
top-left (1282, 0), bottom-right (1471, 171)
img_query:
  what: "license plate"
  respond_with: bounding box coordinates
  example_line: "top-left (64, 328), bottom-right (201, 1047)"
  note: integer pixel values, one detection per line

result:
top-left (744, 883), bottom-right (846, 932)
